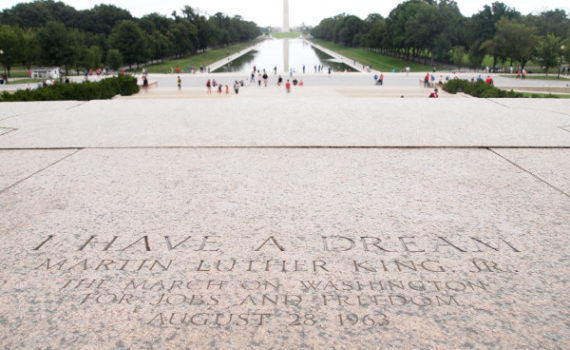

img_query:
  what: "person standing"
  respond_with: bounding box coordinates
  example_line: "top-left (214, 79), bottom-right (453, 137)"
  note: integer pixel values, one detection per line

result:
top-left (206, 79), bottom-right (212, 94)
top-left (234, 81), bottom-right (240, 94)
top-left (142, 75), bottom-right (149, 90)
top-left (285, 80), bottom-right (291, 93)
top-left (177, 76), bottom-right (181, 90)
top-left (262, 72), bottom-right (268, 87)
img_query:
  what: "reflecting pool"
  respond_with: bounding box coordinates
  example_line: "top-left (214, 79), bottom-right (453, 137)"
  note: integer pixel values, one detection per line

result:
top-left (215, 38), bottom-right (356, 73)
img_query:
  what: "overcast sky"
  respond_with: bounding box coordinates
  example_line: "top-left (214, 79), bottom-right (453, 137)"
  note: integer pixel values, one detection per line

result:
top-left (1, 0), bottom-right (568, 27)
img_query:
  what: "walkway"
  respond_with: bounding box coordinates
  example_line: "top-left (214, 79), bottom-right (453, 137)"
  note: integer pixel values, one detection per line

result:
top-left (305, 40), bottom-right (367, 72)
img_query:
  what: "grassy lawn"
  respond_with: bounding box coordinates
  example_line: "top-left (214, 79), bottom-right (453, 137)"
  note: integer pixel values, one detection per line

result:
top-left (7, 78), bottom-right (46, 85)
top-left (500, 74), bottom-right (570, 81)
top-left (145, 39), bottom-right (263, 74)
top-left (519, 92), bottom-right (570, 98)
top-left (310, 39), bottom-right (433, 72)
top-left (1, 70), bottom-right (30, 78)
top-left (271, 32), bottom-right (302, 39)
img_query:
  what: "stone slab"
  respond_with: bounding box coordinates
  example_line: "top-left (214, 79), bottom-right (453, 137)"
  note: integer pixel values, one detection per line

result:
top-left (0, 101), bottom-right (84, 121)
top-left (0, 148), bottom-right (568, 349)
top-left (0, 98), bottom-right (569, 148)
top-left (491, 149), bottom-right (570, 195)
top-left (0, 150), bottom-right (78, 191)
top-left (0, 128), bottom-right (15, 137)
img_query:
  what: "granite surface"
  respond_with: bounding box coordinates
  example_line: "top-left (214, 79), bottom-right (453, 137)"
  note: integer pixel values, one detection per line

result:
top-left (0, 98), bottom-right (569, 148)
top-left (0, 91), bottom-right (569, 349)
top-left (491, 148), bottom-right (570, 196)
top-left (0, 101), bottom-right (83, 121)
top-left (0, 150), bottom-right (78, 191)
top-left (0, 148), bottom-right (568, 349)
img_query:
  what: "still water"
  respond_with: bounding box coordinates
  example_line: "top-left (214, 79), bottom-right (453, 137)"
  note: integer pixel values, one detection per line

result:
top-left (215, 38), bottom-right (355, 73)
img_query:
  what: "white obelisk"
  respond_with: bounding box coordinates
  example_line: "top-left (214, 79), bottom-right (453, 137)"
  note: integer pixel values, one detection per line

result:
top-left (283, 0), bottom-right (290, 32)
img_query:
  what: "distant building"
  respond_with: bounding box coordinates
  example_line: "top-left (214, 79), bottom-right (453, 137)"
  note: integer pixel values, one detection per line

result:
top-left (31, 67), bottom-right (60, 79)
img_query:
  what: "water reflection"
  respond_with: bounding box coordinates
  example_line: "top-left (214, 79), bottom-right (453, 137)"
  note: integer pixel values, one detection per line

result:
top-left (284, 39), bottom-right (289, 73)
top-left (214, 38), bottom-right (355, 73)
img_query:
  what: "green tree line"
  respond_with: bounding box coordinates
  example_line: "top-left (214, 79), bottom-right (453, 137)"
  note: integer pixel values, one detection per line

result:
top-left (0, 0), bottom-right (260, 75)
top-left (311, 0), bottom-right (570, 73)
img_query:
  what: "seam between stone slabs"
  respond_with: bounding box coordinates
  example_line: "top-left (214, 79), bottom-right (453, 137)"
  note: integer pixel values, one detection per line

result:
top-left (484, 99), bottom-right (510, 108)
top-left (559, 125), bottom-right (570, 134)
top-left (65, 101), bottom-right (88, 110)
top-left (0, 127), bottom-right (17, 137)
top-left (0, 148), bottom-right (83, 195)
top-left (1, 146), bottom-right (570, 151)
top-left (0, 101), bottom-right (85, 122)
top-left (488, 148), bottom-right (570, 198)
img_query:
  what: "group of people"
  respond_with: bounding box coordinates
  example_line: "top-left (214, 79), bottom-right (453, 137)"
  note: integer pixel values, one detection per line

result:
top-left (201, 75), bottom-right (302, 95)
top-left (205, 79), bottom-right (237, 94)
top-left (171, 66), bottom-right (209, 74)
top-left (374, 73), bottom-right (384, 85)
top-left (516, 69), bottom-right (528, 79)
top-left (470, 75), bottom-right (494, 84)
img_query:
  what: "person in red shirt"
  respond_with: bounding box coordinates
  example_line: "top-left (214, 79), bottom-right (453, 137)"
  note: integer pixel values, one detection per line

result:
top-left (429, 88), bottom-right (439, 98)
top-left (285, 80), bottom-right (291, 93)
top-left (485, 76), bottom-right (493, 84)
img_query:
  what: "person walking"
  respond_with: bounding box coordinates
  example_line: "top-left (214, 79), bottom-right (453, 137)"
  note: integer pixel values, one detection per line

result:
top-left (142, 75), bottom-right (149, 90)
top-left (206, 79), bottom-right (212, 94)
top-left (285, 80), bottom-right (291, 93)
top-left (262, 72), bottom-right (268, 87)
top-left (234, 81), bottom-right (240, 94)
top-left (177, 76), bottom-right (181, 90)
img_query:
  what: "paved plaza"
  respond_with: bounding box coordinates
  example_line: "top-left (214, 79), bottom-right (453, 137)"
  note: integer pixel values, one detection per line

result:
top-left (0, 77), bottom-right (569, 349)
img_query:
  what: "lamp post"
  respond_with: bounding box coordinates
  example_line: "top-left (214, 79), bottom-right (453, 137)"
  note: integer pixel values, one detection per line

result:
top-left (0, 49), bottom-right (5, 83)
top-left (559, 45), bottom-right (566, 79)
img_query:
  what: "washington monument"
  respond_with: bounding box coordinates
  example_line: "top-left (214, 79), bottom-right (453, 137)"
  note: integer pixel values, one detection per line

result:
top-left (283, 0), bottom-right (290, 32)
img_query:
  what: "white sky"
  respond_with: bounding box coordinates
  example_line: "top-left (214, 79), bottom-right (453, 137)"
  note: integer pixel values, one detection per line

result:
top-left (1, 0), bottom-right (568, 27)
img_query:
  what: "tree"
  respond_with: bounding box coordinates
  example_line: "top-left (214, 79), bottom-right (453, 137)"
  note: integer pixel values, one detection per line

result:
top-left (168, 21), bottom-right (198, 56)
top-left (534, 34), bottom-right (562, 76)
top-left (78, 4), bottom-right (132, 36)
top-left (19, 29), bottom-right (39, 70)
top-left (481, 17), bottom-right (539, 69)
top-left (79, 45), bottom-right (102, 70)
top-left (468, 42), bottom-right (486, 69)
top-left (338, 15), bottom-right (364, 46)
top-left (37, 21), bottom-right (78, 72)
top-left (468, 2), bottom-right (521, 70)
top-left (106, 48), bottom-right (122, 71)
top-left (526, 10), bottom-right (570, 38)
top-left (109, 20), bottom-right (149, 69)
top-left (452, 46), bottom-right (465, 68)
top-left (563, 39), bottom-right (570, 68)
top-left (0, 25), bottom-right (20, 75)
